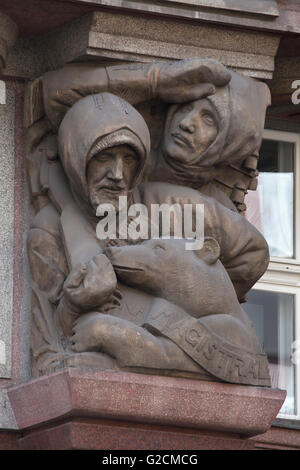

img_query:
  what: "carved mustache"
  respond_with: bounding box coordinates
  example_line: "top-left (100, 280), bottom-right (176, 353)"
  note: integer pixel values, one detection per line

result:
top-left (94, 183), bottom-right (126, 192)
top-left (171, 132), bottom-right (195, 150)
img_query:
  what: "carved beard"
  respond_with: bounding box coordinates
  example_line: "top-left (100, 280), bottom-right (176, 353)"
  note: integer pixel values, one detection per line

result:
top-left (88, 186), bottom-right (127, 213)
top-left (88, 185), bottom-right (136, 217)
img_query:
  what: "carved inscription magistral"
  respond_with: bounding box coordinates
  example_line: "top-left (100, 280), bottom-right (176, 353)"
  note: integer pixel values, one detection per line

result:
top-left (25, 59), bottom-right (271, 386)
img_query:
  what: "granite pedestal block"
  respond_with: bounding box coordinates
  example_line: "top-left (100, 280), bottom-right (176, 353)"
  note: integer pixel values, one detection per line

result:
top-left (7, 368), bottom-right (286, 450)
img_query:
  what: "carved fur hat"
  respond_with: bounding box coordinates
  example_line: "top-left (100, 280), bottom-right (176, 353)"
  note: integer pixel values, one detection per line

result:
top-left (164, 71), bottom-right (270, 173)
top-left (58, 92), bottom-right (151, 203)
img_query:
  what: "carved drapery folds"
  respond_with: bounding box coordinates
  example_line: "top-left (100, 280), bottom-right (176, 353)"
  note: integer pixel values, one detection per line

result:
top-left (0, 12), bottom-right (18, 104)
top-left (25, 58), bottom-right (271, 386)
top-left (0, 12), bottom-right (18, 70)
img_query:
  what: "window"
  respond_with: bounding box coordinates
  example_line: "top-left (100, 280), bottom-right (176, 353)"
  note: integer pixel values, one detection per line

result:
top-left (245, 129), bottom-right (300, 421)
top-left (244, 288), bottom-right (296, 416)
top-left (246, 139), bottom-right (294, 258)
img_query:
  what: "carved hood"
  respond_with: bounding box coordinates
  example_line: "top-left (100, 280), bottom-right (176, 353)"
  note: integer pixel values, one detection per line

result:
top-left (164, 71), bottom-right (271, 179)
top-left (58, 92), bottom-right (151, 205)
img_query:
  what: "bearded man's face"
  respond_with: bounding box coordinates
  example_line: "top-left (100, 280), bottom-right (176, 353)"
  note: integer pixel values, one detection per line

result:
top-left (87, 144), bottom-right (139, 212)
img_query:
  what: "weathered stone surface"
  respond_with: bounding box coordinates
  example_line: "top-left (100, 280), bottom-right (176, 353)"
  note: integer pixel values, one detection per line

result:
top-left (2, 10), bottom-right (280, 80)
top-left (18, 419), bottom-right (256, 450)
top-left (26, 60), bottom-right (272, 385)
top-left (251, 426), bottom-right (300, 450)
top-left (0, 89), bottom-right (15, 379)
top-left (0, 429), bottom-right (19, 450)
top-left (269, 55), bottom-right (300, 98)
top-left (1, 5), bottom-right (282, 80)
top-left (165, 0), bottom-right (279, 16)
top-left (7, 368), bottom-right (286, 436)
top-left (0, 12), bottom-right (18, 69)
top-left (0, 2), bottom-right (296, 450)
top-left (0, 80), bottom-right (31, 434)
top-left (0, 390), bottom-right (17, 430)
top-left (25, 11), bottom-right (279, 80)
top-left (50, 0), bottom-right (299, 34)
top-left (253, 426), bottom-right (300, 450)
top-left (4, 37), bottom-right (51, 79)
top-left (0, 0), bottom-right (299, 43)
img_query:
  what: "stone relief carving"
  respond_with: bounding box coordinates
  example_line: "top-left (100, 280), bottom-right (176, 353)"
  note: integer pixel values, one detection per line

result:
top-left (25, 58), bottom-right (271, 386)
top-left (0, 12), bottom-right (18, 70)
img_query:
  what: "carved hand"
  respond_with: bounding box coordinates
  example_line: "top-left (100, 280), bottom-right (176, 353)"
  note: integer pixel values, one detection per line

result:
top-left (155, 58), bottom-right (231, 103)
top-left (63, 254), bottom-right (117, 312)
top-left (71, 312), bottom-right (173, 368)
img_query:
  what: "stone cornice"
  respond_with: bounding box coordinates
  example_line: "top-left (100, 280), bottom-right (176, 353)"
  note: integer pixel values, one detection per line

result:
top-left (54, 0), bottom-right (300, 35)
top-left (162, 0), bottom-right (279, 17)
top-left (4, 10), bottom-right (279, 80)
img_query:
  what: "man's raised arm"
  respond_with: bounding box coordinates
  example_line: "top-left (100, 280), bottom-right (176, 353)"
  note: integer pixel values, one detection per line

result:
top-left (42, 58), bottom-right (231, 129)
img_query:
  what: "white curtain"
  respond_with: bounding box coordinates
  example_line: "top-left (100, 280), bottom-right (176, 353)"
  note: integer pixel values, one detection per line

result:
top-left (246, 172), bottom-right (293, 258)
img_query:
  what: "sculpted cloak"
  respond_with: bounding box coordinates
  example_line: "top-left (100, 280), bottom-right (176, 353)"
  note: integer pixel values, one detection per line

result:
top-left (28, 92), bottom-right (270, 386)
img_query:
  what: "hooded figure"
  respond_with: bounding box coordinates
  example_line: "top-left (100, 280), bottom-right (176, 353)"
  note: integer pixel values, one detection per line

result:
top-left (58, 92), bottom-right (151, 215)
top-left (158, 71), bottom-right (270, 188)
top-left (29, 90), bottom-right (271, 384)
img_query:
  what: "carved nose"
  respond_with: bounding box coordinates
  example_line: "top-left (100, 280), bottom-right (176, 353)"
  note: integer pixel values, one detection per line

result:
top-left (179, 119), bottom-right (195, 133)
top-left (108, 157), bottom-right (123, 181)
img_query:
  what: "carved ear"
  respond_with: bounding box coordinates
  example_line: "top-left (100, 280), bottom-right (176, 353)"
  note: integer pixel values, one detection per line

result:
top-left (195, 237), bottom-right (220, 265)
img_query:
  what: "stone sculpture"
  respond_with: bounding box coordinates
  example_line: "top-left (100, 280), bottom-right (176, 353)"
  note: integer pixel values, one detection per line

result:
top-left (25, 58), bottom-right (271, 386)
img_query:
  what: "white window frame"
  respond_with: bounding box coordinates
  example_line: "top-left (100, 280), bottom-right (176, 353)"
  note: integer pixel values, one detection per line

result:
top-left (252, 283), bottom-right (299, 420)
top-left (263, 129), bottom-right (300, 265)
top-left (253, 129), bottom-right (300, 420)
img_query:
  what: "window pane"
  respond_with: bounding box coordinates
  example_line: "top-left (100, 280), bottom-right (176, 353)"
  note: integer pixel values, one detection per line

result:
top-left (245, 139), bottom-right (294, 258)
top-left (244, 290), bottom-right (295, 416)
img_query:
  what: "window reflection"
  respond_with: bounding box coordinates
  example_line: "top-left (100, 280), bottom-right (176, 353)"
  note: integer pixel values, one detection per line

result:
top-left (245, 139), bottom-right (294, 258)
top-left (244, 290), bottom-right (295, 416)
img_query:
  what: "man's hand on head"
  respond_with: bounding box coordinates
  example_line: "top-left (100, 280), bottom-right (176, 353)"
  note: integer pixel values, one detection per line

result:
top-left (155, 58), bottom-right (231, 103)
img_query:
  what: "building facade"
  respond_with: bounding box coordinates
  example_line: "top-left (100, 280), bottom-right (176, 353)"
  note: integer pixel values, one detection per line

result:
top-left (0, 0), bottom-right (300, 450)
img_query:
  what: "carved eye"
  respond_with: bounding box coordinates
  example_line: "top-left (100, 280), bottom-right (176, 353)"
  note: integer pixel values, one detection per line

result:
top-left (94, 152), bottom-right (111, 162)
top-left (122, 153), bottom-right (137, 167)
top-left (153, 244), bottom-right (166, 251)
top-left (202, 113), bottom-right (215, 127)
